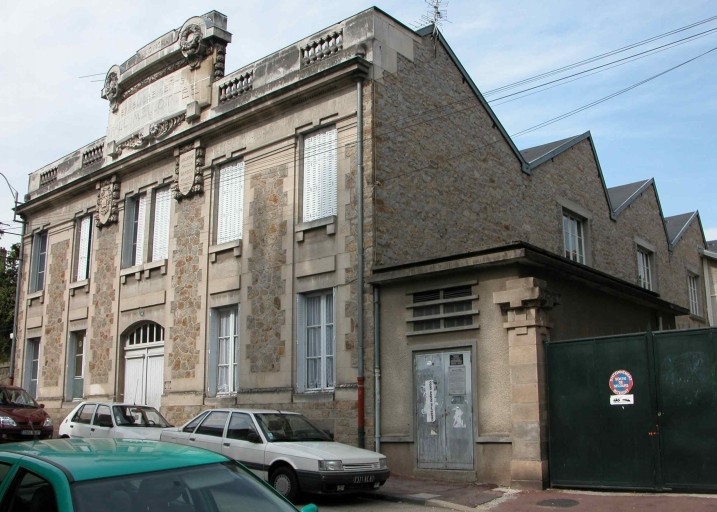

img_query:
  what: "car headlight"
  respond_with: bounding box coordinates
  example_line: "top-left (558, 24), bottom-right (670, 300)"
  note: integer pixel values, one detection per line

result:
top-left (318, 460), bottom-right (343, 471)
top-left (0, 416), bottom-right (17, 427)
top-left (43, 417), bottom-right (53, 427)
top-left (379, 458), bottom-right (388, 470)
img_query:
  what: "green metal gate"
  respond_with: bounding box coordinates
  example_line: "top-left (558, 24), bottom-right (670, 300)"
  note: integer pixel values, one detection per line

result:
top-left (546, 328), bottom-right (717, 492)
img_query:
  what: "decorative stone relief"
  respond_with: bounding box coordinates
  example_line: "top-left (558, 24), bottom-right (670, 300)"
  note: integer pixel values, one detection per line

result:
top-left (95, 176), bottom-right (120, 228)
top-left (180, 24), bottom-right (206, 69)
top-left (102, 70), bottom-right (121, 113)
top-left (174, 142), bottom-right (205, 200)
top-left (212, 41), bottom-right (227, 79)
top-left (110, 113), bottom-right (187, 157)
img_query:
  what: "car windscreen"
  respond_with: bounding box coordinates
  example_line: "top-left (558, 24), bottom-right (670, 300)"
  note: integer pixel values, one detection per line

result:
top-left (0, 388), bottom-right (38, 408)
top-left (71, 462), bottom-right (297, 512)
top-left (256, 413), bottom-right (332, 442)
top-left (112, 405), bottom-right (172, 427)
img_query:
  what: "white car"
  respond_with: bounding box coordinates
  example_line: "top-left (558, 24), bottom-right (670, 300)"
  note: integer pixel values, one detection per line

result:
top-left (58, 402), bottom-right (173, 440)
top-left (160, 408), bottom-right (390, 501)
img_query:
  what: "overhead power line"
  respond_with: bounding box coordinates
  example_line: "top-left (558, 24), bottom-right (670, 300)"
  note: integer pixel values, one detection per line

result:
top-left (484, 14), bottom-right (717, 96)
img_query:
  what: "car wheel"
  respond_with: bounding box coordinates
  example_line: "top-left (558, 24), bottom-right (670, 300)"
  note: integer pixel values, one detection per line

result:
top-left (270, 466), bottom-right (299, 501)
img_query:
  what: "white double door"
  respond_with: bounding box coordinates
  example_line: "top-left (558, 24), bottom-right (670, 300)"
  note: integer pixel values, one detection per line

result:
top-left (124, 343), bottom-right (164, 409)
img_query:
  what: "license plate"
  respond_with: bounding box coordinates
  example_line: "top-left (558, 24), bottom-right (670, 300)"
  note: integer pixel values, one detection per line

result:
top-left (353, 475), bottom-right (375, 484)
top-left (21, 430), bottom-right (41, 436)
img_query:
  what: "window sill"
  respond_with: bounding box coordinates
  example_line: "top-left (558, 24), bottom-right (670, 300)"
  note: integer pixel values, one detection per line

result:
top-left (295, 215), bottom-right (336, 242)
top-left (209, 239), bottom-right (242, 262)
top-left (70, 280), bottom-right (90, 296)
top-left (26, 290), bottom-right (44, 306)
top-left (292, 390), bottom-right (335, 402)
top-left (120, 259), bottom-right (168, 284)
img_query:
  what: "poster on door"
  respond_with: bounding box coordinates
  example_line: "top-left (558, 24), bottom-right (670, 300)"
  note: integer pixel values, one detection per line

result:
top-left (423, 379), bottom-right (437, 423)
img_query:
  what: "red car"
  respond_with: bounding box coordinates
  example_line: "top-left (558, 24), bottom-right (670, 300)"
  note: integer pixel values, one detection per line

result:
top-left (0, 385), bottom-right (53, 442)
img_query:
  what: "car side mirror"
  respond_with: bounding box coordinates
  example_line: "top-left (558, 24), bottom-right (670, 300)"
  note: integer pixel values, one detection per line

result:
top-left (247, 431), bottom-right (262, 444)
top-left (39, 404), bottom-right (45, 409)
top-left (324, 429), bottom-right (334, 441)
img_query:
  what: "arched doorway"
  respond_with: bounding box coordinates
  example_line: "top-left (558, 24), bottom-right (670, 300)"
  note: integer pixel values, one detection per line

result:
top-left (123, 322), bottom-right (164, 409)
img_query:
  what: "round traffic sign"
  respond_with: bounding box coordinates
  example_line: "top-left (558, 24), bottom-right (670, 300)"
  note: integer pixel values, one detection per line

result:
top-left (609, 369), bottom-right (633, 395)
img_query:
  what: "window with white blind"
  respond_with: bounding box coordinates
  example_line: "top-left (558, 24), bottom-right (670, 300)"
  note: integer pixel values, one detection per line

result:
top-left (122, 194), bottom-right (146, 268)
top-left (303, 126), bottom-right (337, 223)
top-left (637, 248), bottom-right (653, 291)
top-left (562, 211), bottom-right (585, 264)
top-left (75, 215), bottom-right (93, 281)
top-left (151, 187), bottom-right (171, 261)
top-left (122, 187), bottom-right (171, 268)
top-left (296, 290), bottom-right (335, 392)
top-left (29, 231), bottom-right (48, 293)
top-left (216, 161), bottom-right (244, 244)
top-left (688, 274), bottom-right (700, 315)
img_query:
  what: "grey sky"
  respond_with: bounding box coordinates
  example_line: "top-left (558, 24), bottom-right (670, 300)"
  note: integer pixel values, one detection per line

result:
top-left (2, 0), bottom-right (715, 246)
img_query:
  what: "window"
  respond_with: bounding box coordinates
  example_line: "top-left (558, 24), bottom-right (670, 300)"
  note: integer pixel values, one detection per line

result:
top-left (4, 471), bottom-right (56, 512)
top-left (67, 331), bottom-right (85, 400)
top-left (216, 161), bottom-right (244, 244)
top-left (29, 231), bottom-right (48, 292)
top-left (688, 274), bottom-right (700, 315)
top-left (408, 285), bottom-right (475, 333)
top-left (196, 411), bottom-right (229, 437)
top-left (227, 412), bottom-right (259, 441)
top-left (122, 194), bottom-right (146, 267)
top-left (303, 126), bottom-right (337, 222)
top-left (151, 187), bottom-right (171, 261)
top-left (122, 187), bottom-right (171, 268)
top-left (24, 338), bottom-right (40, 397)
top-left (562, 212), bottom-right (585, 264)
top-left (216, 306), bottom-right (239, 394)
top-left (75, 215), bottom-right (93, 281)
top-left (637, 248), bottom-right (653, 290)
top-left (72, 403), bottom-right (96, 424)
top-left (297, 290), bottom-right (335, 392)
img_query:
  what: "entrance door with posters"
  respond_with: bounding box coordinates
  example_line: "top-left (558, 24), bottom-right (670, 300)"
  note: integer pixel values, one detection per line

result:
top-left (124, 344), bottom-right (164, 409)
top-left (415, 350), bottom-right (473, 469)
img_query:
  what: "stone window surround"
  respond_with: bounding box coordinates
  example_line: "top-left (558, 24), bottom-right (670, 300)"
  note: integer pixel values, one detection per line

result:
top-left (295, 215), bottom-right (336, 242)
top-left (686, 269), bottom-right (702, 318)
top-left (634, 236), bottom-right (657, 292)
top-left (559, 198), bottom-right (592, 266)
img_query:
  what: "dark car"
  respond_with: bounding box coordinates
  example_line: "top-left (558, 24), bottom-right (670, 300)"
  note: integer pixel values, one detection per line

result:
top-left (0, 385), bottom-right (53, 442)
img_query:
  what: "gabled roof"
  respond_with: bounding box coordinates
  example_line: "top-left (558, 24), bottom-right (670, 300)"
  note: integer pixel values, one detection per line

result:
top-left (417, 25), bottom-right (530, 174)
top-left (607, 179), bottom-right (654, 216)
top-left (520, 136), bottom-right (581, 164)
top-left (664, 211), bottom-right (702, 249)
top-left (520, 132), bottom-right (616, 220)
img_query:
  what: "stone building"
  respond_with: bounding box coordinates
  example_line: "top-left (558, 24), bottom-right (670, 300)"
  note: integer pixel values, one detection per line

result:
top-left (13, 8), bottom-right (710, 489)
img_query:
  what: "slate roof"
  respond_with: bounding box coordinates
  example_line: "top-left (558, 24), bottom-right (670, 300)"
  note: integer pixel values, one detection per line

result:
top-left (520, 136), bottom-right (580, 163)
top-left (664, 212), bottom-right (697, 247)
top-left (607, 179), bottom-right (653, 215)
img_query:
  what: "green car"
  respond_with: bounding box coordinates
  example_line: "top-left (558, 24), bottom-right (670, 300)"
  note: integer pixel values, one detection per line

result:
top-left (0, 438), bottom-right (318, 512)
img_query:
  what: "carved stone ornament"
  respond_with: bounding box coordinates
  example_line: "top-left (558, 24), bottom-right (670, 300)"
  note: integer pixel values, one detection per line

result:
top-left (113, 113), bottom-right (187, 157)
top-left (95, 176), bottom-right (120, 228)
top-left (180, 24), bottom-right (206, 69)
top-left (102, 71), bottom-right (121, 113)
top-left (174, 144), bottom-right (205, 200)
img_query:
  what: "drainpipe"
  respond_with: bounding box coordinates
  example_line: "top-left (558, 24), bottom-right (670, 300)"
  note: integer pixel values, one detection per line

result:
top-left (9, 208), bottom-right (25, 385)
top-left (356, 77), bottom-right (365, 448)
top-left (373, 286), bottom-right (381, 453)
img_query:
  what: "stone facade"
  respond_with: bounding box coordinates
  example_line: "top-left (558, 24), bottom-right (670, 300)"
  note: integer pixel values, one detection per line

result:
top-left (12, 8), bottom-right (710, 492)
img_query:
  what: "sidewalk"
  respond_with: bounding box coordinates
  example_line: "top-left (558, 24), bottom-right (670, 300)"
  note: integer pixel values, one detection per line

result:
top-left (366, 474), bottom-right (717, 511)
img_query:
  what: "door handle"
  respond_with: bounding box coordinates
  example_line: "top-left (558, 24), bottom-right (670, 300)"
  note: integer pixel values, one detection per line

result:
top-left (189, 437), bottom-right (195, 441)
top-left (223, 442), bottom-right (230, 447)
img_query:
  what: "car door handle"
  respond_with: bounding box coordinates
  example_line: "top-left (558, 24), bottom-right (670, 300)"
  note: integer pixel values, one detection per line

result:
top-left (189, 437), bottom-right (195, 441)
top-left (90, 428), bottom-right (95, 432)
top-left (223, 442), bottom-right (230, 447)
